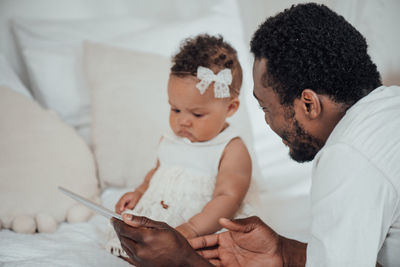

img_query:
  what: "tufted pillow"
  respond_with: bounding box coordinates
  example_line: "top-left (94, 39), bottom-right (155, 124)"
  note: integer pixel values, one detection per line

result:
top-left (0, 86), bottom-right (99, 233)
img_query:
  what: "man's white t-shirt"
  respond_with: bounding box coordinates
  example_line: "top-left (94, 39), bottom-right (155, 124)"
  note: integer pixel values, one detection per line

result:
top-left (306, 86), bottom-right (400, 266)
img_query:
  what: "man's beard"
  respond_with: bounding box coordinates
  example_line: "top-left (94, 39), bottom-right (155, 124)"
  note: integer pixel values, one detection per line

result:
top-left (282, 120), bottom-right (324, 163)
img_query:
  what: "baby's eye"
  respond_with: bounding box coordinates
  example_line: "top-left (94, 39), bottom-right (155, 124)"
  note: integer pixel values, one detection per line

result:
top-left (193, 113), bottom-right (204, 118)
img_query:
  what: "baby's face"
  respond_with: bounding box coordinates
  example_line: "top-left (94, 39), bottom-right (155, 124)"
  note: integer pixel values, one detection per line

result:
top-left (167, 75), bottom-right (238, 142)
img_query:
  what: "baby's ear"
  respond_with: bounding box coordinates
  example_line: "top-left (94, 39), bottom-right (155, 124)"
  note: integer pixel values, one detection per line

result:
top-left (227, 97), bottom-right (240, 117)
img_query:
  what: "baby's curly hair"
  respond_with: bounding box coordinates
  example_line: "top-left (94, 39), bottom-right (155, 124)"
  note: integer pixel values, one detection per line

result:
top-left (251, 3), bottom-right (381, 107)
top-left (171, 34), bottom-right (242, 96)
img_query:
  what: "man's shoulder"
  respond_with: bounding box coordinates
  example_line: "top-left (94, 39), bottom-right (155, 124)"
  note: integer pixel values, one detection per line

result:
top-left (316, 85), bottom-right (400, 190)
top-left (325, 86), bottom-right (400, 157)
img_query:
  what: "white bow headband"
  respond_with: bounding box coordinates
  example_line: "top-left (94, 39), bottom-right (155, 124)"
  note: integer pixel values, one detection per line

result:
top-left (196, 66), bottom-right (232, 98)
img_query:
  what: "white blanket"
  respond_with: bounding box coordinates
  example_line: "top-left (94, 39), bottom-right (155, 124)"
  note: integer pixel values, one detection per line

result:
top-left (0, 188), bottom-right (130, 267)
top-left (0, 216), bottom-right (130, 266)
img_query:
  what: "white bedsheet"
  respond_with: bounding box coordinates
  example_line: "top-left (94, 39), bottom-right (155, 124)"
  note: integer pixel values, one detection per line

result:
top-left (0, 216), bottom-right (130, 266)
top-left (0, 188), bottom-right (130, 267)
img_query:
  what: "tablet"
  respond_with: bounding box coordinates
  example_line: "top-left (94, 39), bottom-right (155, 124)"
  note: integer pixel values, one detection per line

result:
top-left (58, 186), bottom-right (123, 221)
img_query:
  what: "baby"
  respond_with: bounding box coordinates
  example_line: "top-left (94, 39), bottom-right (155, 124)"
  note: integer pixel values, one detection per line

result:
top-left (107, 34), bottom-right (252, 257)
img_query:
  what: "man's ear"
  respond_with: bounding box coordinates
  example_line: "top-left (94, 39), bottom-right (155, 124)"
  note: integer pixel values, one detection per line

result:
top-left (299, 89), bottom-right (321, 120)
top-left (227, 97), bottom-right (240, 117)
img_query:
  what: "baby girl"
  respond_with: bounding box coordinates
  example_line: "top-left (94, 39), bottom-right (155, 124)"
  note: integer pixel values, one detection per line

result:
top-left (107, 34), bottom-right (252, 257)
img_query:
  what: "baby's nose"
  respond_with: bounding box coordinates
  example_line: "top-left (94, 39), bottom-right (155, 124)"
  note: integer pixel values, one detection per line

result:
top-left (179, 116), bottom-right (192, 126)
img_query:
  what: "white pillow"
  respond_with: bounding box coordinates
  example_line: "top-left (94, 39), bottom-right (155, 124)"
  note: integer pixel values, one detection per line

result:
top-left (0, 54), bottom-right (32, 99)
top-left (12, 16), bottom-right (157, 142)
top-left (84, 42), bottom-right (170, 188)
top-left (0, 86), bottom-right (99, 233)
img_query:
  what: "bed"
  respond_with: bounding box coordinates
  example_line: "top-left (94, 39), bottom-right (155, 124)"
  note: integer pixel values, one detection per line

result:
top-left (1, 0), bottom-right (398, 266)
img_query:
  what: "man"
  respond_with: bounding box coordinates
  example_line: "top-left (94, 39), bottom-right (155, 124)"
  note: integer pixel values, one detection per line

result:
top-left (112, 3), bottom-right (400, 266)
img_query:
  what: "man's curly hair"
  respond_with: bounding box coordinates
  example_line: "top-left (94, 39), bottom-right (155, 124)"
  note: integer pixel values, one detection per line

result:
top-left (250, 3), bottom-right (381, 107)
top-left (171, 34), bottom-right (243, 96)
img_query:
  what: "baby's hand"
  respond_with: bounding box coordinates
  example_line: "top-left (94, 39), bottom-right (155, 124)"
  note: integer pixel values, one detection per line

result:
top-left (115, 191), bottom-right (143, 214)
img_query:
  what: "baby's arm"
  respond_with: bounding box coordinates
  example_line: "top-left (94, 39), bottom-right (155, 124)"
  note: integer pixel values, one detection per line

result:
top-left (115, 160), bottom-right (160, 214)
top-left (176, 138), bottom-right (252, 238)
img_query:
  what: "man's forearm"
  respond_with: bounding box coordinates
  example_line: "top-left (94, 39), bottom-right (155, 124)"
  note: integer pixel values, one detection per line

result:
top-left (280, 235), bottom-right (307, 267)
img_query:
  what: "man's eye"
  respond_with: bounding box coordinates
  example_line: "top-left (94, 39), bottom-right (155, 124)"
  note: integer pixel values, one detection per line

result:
top-left (259, 105), bottom-right (268, 113)
top-left (193, 113), bottom-right (203, 118)
top-left (171, 108), bottom-right (180, 113)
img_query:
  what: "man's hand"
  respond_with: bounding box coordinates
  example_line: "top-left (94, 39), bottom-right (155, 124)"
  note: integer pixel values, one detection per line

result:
top-left (115, 191), bottom-right (143, 214)
top-left (189, 216), bottom-right (283, 267)
top-left (111, 214), bottom-right (212, 267)
top-left (176, 222), bottom-right (198, 239)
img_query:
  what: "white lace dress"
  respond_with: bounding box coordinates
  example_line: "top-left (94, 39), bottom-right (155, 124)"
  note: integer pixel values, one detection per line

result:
top-left (107, 125), bottom-right (249, 256)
